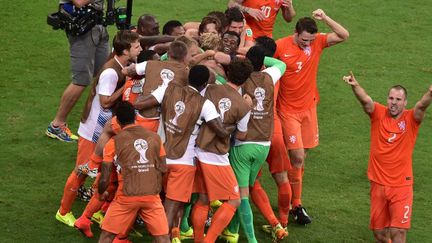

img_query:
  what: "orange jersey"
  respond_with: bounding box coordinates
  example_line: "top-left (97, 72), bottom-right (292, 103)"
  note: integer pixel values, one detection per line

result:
top-left (243, 0), bottom-right (283, 38)
top-left (274, 34), bottom-right (328, 113)
top-left (272, 81), bottom-right (280, 116)
top-left (122, 77), bottom-right (144, 104)
top-left (103, 127), bottom-right (166, 202)
top-left (368, 103), bottom-right (420, 186)
top-left (244, 24), bottom-right (254, 42)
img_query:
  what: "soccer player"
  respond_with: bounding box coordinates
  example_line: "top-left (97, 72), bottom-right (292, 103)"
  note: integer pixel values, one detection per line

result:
top-left (135, 65), bottom-right (234, 242)
top-left (274, 9), bottom-right (349, 224)
top-left (127, 41), bottom-right (191, 130)
top-left (343, 72), bottom-right (432, 243)
top-left (228, 0), bottom-right (296, 39)
top-left (192, 59), bottom-right (254, 243)
top-left (162, 20), bottom-right (186, 36)
top-left (224, 7), bottom-right (254, 55)
top-left (55, 30), bottom-right (142, 228)
top-left (98, 101), bottom-right (169, 243)
top-left (72, 41), bottom-right (193, 237)
top-left (253, 36), bottom-right (292, 233)
top-left (224, 46), bottom-right (287, 243)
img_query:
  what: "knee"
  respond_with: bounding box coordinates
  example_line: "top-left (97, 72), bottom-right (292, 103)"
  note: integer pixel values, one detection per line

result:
top-left (390, 228), bottom-right (407, 243)
top-left (289, 150), bottom-right (305, 168)
top-left (272, 172), bottom-right (289, 184)
top-left (373, 230), bottom-right (389, 243)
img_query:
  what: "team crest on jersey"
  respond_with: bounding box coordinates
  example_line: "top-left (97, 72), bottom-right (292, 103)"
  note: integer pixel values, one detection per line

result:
top-left (160, 69), bottom-right (175, 85)
top-left (218, 98), bottom-right (232, 122)
top-left (134, 139), bottom-right (149, 164)
top-left (234, 185), bottom-right (239, 193)
top-left (170, 101), bottom-right (186, 126)
top-left (254, 87), bottom-right (266, 111)
top-left (398, 121), bottom-right (406, 131)
top-left (246, 28), bottom-right (253, 37)
top-left (303, 46), bottom-right (311, 56)
top-left (131, 78), bottom-right (144, 94)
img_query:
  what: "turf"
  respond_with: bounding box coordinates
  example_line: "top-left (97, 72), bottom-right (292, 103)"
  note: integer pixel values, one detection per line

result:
top-left (1, 0), bottom-right (432, 242)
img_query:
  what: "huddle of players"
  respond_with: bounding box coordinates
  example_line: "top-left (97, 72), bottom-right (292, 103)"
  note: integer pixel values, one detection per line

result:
top-left (53, 1), bottom-right (355, 243)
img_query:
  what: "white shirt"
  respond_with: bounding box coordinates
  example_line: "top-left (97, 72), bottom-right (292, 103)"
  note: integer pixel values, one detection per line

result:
top-left (152, 85), bottom-right (220, 165)
top-left (78, 68), bottom-right (118, 143)
top-left (235, 66), bottom-right (282, 146)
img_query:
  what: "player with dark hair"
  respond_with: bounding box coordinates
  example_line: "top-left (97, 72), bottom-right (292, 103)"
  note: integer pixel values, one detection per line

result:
top-left (274, 9), bottom-right (349, 225)
top-left (55, 30), bottom-right (142, 230)
top-left (222, 46), bottom-right (287, 243)
top-left (98, 101), bottom-right (169, 243)
top-left (225, 7), bottom-right (254, 55)
top-left (162, 20), bottom-right (185, 36)
top-left (228, 0), bottom-right (296, 38)
top-left (133, 65), bottom-right (234, 242)
top-left (192, 59), bottom-right (254, 243)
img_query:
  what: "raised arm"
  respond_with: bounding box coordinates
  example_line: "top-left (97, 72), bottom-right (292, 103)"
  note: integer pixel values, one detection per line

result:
top-left (343, 71), bottom-right (374, 114)
top-left (312, 9), bottom-right (349, 47)
top-left (281, 0), bottom-right (296, 23)
top-left (263, 56), bottom-right (286, 84)
top-left (413, 85), bottom-right (432, 122)
top-left (228, 0), bottom-right (266, 21)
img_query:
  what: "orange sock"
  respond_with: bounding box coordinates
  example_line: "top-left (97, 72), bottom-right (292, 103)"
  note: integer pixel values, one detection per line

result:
top-left (171, 227), bottom-right (180, 239)
top-left (101, 201), bottom-right (111, 213)
top-left (250, 181), bottom-right (279, 227)
top-left (277, 182), bottom-right (291, 226)
top-left (59, 172), bottom-right (85, 215)
top-left (83, 192), bottom-right (104, 218)
top-left (288, 166), bottom-right (302, 208)
top-left (191, 201), bottom-right (209, 243)
top-left (204, 202), bottom-right (237, 243)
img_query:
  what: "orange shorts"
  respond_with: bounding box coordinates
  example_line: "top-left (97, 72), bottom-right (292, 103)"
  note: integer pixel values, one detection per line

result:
top-left (112, 115), bottom-right (160, 134)
top-left (195, 160), bottom-right (240, 201)
top-left (278, 105), bottom-right (319, 150)
top-left (193, 160), bottom-right (206, 194)
top-left (75, 137), bottom-right (96, 167)
top-left (266, 114), bottom-right (291, 174)
top-left (370, 181), bottom-right (413, 230)
top-left (102, 196), bottom-right (169, 236)
top-left (164, 164), bottom-right (196, 203)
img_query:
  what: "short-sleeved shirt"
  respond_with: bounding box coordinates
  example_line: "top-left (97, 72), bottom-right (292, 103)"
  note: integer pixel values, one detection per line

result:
top-left (368, 103), bottom-right (420, 186)
top-left (242, 0), bottom-right (283, 38)
top-left (274, 34), bottom-right (329, 113)
top-left (103, 127), bottom-right (166, 202)
top-left (78, 68), bottom-right (118, 142)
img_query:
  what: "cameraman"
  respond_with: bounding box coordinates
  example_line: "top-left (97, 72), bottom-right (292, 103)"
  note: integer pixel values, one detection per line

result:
top-left (46, 0), bottom-right (110, 142)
